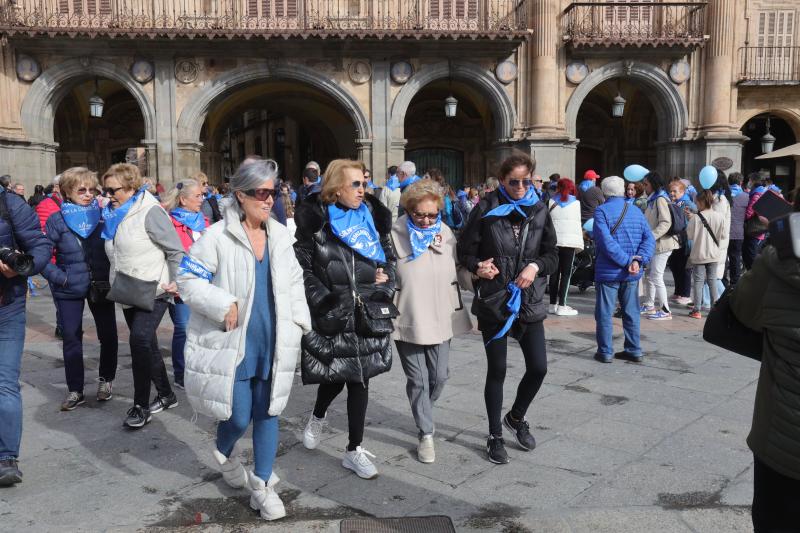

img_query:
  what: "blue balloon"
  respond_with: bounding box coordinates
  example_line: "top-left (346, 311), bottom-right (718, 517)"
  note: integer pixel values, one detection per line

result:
top-left (699, 165), bottom-right (718, 190)
top-left (582, 218), bottom-right (594, 234)
top-left (624, 164), bottom-right (649, 183)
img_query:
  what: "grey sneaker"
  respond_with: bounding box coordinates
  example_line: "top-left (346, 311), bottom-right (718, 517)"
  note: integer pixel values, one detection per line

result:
top-left (0, 459), bottom-right (22, 487)
top-left (97, 379), bottom-right (113, 401)
top-left (60, 391), bottom-right (85, 411)
top-left (148, 393), bottom-right (178, 414)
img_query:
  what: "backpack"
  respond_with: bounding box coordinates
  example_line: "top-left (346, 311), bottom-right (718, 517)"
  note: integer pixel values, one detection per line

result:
top-left (665, 201), bottom-right (687, 236)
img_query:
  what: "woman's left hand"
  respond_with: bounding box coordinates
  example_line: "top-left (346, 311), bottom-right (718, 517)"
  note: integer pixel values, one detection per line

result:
top-left (375, 267), bottom-right (388, 285)
top-left (161, 281), bottom-right (179, 296)
top-left (515, 264), bottom-right (538, 289)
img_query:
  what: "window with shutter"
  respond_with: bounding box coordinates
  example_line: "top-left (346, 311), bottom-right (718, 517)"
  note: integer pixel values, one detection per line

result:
top-left (604, 0), bottom-right (653, 36)
top-left (99, 0), bottom-right (111, 15)
top-left (248, 0), bottom-right (258, 16)
top-left (755, 10), bottom-right (796, 79)
top-left (58, 0), bottom-right (69, 13)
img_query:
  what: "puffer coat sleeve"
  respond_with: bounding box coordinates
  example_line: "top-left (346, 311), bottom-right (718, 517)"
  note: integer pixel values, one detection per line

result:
top-left (177, 231), bottom-right (237, 326)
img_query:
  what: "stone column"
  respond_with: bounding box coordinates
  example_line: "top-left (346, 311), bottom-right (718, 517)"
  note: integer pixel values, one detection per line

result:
top-left (153, 58), bottom-right (178, 185)
top-left (369, 60), bottom-right (390, 184)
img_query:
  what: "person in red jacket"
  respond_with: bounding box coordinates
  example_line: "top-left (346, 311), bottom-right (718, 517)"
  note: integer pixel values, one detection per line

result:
top-left (35, 176), bottom-right (64, 337)
top-left (161, 178), bottom-right (209, 388)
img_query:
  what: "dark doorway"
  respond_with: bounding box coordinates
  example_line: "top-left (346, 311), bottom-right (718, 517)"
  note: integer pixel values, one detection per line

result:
top-left (741, 114), bottom-right (797, 193)
top-left (406, 148), bottom-right (465, 190)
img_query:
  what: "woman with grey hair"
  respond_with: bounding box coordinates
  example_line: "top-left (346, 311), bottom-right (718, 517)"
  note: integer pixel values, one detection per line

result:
top-left (178, 159), bottom-right (311, 521)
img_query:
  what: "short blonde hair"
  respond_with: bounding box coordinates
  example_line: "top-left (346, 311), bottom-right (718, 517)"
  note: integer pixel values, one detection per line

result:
top-left (668, 179), bottom-right (687, 193)
top-left (161, 178), bottom-right (201, 211)
top-left (320, 159), bottom-right (364, 204)
top-left (400, 179), bottom-right (444, 212)
top-left (59, 167), bottom-right (98, 199)
top-left (190, 171), bottom-right (208, 185)
top-left (102, 163), bottom-right (142, 191)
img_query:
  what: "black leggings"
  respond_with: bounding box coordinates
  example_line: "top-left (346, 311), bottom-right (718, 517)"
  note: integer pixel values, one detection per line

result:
top-left (313, 380), bottom-right (369, 451)
top-left (667, 247), bottom-right (691, 298)
top-left (481, 321), bottom-right (547, 436)
top-left (752, 454), bottom-right (800, 532)
top-left (549, 247), bottom-right (576, 306)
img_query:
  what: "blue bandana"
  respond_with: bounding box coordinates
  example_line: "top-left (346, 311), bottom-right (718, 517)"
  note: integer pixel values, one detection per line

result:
top-left (399, 174), bottom-right (421, 190)
top-left (554, 194), bottom-right (577, 208)
top-left (579, 180), bottom-right (594, 193)
top-left (486, 282), bottom-right (523, 345)
top-left (647, 190), bottom-right (670, 207)
top-left (385, 175), bottom-right (400, 191)
top-left (730, 184), bottom-right (743, 198)
top-left (170, 208), bottom-right (206, 233)
top-left (102, 186), bottom-right (147, 240)
top-left (328, 203), bottom-right (386, 263)
top-left (750, 185), bottom-right (767, 197)
top-left (483, 186), bottom-right (539, 218)
top-left (406, 214), bottom-right (442, 261)
top-left (61, 200), bottom-right (101, 239)
top-left (686, 185), bottom-right (698, 200)
top-left (769, 184), bottom-right (782, 195)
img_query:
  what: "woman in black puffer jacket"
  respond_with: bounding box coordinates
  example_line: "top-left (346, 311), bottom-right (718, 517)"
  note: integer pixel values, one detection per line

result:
top-left (294, 159), bottom-right (396, 480)
top-left (458, 152), bottom-right (558, 465)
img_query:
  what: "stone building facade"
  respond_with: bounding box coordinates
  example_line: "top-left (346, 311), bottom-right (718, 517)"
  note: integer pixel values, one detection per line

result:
top-left (0, 0), bottom-right (798, 192)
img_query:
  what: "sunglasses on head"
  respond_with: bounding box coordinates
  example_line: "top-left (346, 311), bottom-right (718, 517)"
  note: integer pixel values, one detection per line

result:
top-left (243, 188), bottom-right (276, 201)
top-left (508, 179), bottom-right (533, 188)
top-left (102, 186), bottom-right (124, 196)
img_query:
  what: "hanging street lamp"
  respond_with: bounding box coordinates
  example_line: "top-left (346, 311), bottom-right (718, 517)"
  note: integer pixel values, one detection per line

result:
top-left (89, 78), bottom-right (104, 118)
top-left (445, 95), bottom-right (458, 118)
top-left (760, 116), bottom-right (776, 154)
top-left (611, 93), bottom-right (626, 118)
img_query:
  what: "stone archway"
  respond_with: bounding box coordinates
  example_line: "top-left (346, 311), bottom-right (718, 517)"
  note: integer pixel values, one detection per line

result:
top-left (390, 61), bottom-right (516, 143)
top-left (20, 57), bottom-right (156, 144)
top-left (739, 108), bottom-right (800, 140)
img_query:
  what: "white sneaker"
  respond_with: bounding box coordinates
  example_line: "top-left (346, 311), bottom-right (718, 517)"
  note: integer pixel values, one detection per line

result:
top-left (248, 470), bottom-right (286, 521)
top-left (418, 435), bottom-right (435, 464)
top-left (547, 304), bottom-right (557, 315)
top-left (303, 414), bottom-right (326, 450)
top-left (556, 305), bottom-right (578, 316)
top-left (212, 443), bottom-right (247, 489)
top-left (342, 446), bottom-right (378, 479)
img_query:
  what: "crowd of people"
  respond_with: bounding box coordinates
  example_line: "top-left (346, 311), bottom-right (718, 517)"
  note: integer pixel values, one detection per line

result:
top-left (0, 153), bottom-right (797, 530)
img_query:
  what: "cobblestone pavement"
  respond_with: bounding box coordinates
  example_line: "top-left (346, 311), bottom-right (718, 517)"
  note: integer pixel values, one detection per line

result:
top-left (1, 281), bottom-right (757, 532)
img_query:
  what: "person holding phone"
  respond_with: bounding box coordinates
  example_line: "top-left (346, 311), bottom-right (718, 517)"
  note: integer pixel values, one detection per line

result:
top-left (178, 159), bottom-right (311, 521)
top-left (458, 152), bottom-right (558, 464)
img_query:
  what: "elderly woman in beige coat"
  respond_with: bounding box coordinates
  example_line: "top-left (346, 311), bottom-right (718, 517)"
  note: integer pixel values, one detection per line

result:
top-left (391, 180), bottom-right (473, 464)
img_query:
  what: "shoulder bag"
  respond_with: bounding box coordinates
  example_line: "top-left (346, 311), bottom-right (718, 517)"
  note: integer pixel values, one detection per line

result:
top-left (476, 222), bottom-right (531, 324)
top-left (337, 245), bottom-right (399, 337)
top-left (610, 202), bottom-right (629, 235)
top-left (702, 287), bottom-right (762, 361)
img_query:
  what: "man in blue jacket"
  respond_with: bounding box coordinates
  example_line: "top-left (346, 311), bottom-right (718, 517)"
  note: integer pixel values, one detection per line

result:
top-left (0, 188), bottom-right (50, 487)
top-left (592, 176), bottom-right (655, 363)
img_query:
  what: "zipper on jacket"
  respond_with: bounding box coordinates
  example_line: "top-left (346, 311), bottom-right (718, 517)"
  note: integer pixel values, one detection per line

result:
top-left (348, 246), bottom-right (366, 387)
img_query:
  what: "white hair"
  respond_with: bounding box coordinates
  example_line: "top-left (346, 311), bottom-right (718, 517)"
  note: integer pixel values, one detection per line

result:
top-left (398, 161), bottom-right (416, 177)
top-left (231, 159), bottom-right (279, 193)
top-left (53, 175), bottom-right (61, 184)
top-left (305, 160), bottom-right (320, 172)
top-left (601, 176), bottom-right (625, 198)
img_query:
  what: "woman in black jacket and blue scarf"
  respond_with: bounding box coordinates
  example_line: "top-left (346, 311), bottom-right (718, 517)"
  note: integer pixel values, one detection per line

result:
top-left (458, 153), bottom-right (558, 464)
top-left (42, 167), bottom-right (117, 411)
top-left (294, 159), bottom-right (396, 480)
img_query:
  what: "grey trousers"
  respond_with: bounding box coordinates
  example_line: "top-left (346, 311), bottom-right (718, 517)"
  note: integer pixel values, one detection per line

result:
top-left (395, 340), bottom-right (451, 437)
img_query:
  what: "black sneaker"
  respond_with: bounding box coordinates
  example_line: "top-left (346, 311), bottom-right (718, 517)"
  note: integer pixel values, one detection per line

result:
top-left (502, 412), bottom-right (537, 451)
top-left (486, 436), bottom-right (509, 464)
top-left (0, 459), bottom-right (22, 487)
top-left (123, 405), bottom-right (152, 429)
top-left (148, 393), bottom-right (178, 414)
top-left (614, 351), bottom-right (643, 363)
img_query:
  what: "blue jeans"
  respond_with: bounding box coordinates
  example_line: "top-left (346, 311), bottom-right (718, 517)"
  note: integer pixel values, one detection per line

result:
top-left (216, 378), bottom-right (278, 480)
top-left (168, 300), bottom-right (190, 383)
top-left (595, 280), bottom-right (641, 358)
top-left (0, 299), bottom-right (26, 460)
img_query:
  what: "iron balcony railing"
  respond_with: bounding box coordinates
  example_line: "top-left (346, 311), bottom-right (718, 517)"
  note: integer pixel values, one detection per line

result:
top-left (563, 1), bottom-right (707, 48)
top-left (0, 0), bottom-right (529, 39)
top-left (738, 46), bottom-right (800, 84)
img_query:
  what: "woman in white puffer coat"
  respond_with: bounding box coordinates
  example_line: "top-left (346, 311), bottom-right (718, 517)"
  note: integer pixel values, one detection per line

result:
top-left (178, 159), bottom-right (311, 521)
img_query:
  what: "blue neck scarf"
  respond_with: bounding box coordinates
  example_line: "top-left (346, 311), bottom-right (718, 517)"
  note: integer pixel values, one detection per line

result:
top-left (386, 175), bottom-right (400, 191)
top-left (399, 174), bottom-right (421, 190)
top-left (102, 187), bottom-right (147, 240)
top-left (61, 200), bottom-right (101, 239)
top-left (647, 190), bottom-right (669, 207)
top-left (328, 203), bottom-right (386, 263)
top-left (554, 194), bottom-right (577, 208)
top-left (751, 185), bottom-right (767, 197)
top-left (170, 207), bottom-right (206, 233)
top-left (769, 184), bottom-right (782, 195)
top-left (579, 180), bottom-right (594, 193)
top-left (483, 186), bottom-right (538, 218)
top-left (406, 214), bottom-right (441, 261)
top-left (730, 184), bottom-right (743, 198)
top-left (486, 282), bottom-right (523, 345)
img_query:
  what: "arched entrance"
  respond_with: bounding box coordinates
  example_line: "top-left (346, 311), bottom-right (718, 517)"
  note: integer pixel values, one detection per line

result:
top-left (741, 112), bottom-right (799, 192)
top-left (575, 78), bottom-right (658, 178)
top-left (404, 80), bottom-right (494, 188)
top-left (54, 78), bottom-right (147, 175)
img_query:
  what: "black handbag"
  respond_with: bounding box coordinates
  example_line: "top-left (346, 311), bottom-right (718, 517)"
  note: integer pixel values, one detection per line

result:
top-left (702, 288), bottom-right (762, 361)
top-left (87, 280), bottom-right (111, 304)
top-left (106, 271), bottom-right (158, 312)
top-left (337, 245), bottom-right (399, 337)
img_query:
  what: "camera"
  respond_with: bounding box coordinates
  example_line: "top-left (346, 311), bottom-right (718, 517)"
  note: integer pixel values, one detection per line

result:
top-left (769, 213), bottom-right (800, 260)
top-left (0, 246), bottom-right (35, 276)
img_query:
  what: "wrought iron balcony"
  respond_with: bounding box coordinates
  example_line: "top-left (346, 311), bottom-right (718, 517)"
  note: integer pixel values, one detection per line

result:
top-left (0, 0), bottom-right (529, 40)
top-left (563, 1), bottom-right (707, 48)
top-left (738, 46), bottom-right (800, 85)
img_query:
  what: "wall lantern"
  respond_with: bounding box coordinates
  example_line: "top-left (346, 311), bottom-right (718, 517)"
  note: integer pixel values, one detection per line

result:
top-left (611, 93), bottom-right (626, 118)
top-left (444, 95), bottom-right (458, 118)
top-left (275, 128), bottom-right (286, 145)
top-left (89, 78), bottom-right (104, 118)
top-left (760, 116), bottom-right (776, 154)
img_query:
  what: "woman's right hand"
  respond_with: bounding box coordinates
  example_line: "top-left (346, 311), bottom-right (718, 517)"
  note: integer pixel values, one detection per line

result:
top-left (224, 303), bottom-right (238, 331)
top-left (476, 258), bottom-right (500, 280)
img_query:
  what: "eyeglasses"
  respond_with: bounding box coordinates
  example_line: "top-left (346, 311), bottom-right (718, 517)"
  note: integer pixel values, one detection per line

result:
top-left (412, 211), bottom-right (439, 221)
top-left (533, 180), bottom-right (543, 184)
top-left (243, 188), bottom-right (276, 201)
top-left (75, 187), bottom-right (94, 196)
top-left (102, 186), bottom-right (124, 196)
top-left (508, 179), bottom-right (533, 188)
top-left (351, 180), bottom-right (366, 189)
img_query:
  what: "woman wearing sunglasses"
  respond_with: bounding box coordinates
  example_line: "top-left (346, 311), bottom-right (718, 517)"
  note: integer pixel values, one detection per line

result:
top-left (390, 179), bottom-right (472, 463)
top-left (42, 167), bottom-right (118, 411)
top-left (458, 153), bottom-right (558, 464)
top-left (178, 159), bottom-right (311, 521)
top-left (294, 159), bottom-right (396, 480)
top-left (101, 163), bottom-right (185, 429)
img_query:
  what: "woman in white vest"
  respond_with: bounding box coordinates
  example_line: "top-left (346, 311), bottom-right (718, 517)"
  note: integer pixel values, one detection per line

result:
top-left (547, 177), bottom-right (584, 316)
top-left (101, 164), bottom-right (185, 429)
top-left (177, 159), bottom-right (311, 521)
top-left (390, 179), bottom-right (473, 463)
